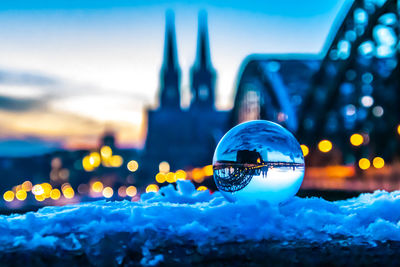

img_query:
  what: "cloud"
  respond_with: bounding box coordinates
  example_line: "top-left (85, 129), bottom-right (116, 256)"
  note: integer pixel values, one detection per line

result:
top-left (0, 95), bottom-right (45, 111)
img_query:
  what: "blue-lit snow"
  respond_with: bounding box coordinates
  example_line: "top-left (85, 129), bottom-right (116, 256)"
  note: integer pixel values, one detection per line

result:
top-left (3, 181), bottom-right (400, 264)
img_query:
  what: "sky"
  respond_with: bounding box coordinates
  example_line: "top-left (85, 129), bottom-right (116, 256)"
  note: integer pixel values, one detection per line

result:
top-left (0, 0), bottom-right (349, 155)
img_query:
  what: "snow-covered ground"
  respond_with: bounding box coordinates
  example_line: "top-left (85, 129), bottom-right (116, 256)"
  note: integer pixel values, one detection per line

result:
top-left (2, 180), bottom-right (400, 265)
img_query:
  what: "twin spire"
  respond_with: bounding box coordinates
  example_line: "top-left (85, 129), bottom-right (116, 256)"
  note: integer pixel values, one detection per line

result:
top-left (160, 10), bottom-right (215, 110)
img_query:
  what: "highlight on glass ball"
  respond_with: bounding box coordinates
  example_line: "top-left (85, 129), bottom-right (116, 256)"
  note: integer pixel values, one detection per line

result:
top-left (212, 120), bottom-right (305, 204)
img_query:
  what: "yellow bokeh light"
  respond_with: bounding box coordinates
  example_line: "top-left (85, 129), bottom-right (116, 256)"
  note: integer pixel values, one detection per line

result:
top-left (159, 161), bottom-right (170, 174)
top-left (350, 133), bottom-right (364, 146)
top-left (22, 181), bottom-right (32, 191)
top-left (63, 187), bottom-right (75, 199)
top-left (126, 186), bottom-right (137, 197)
top-left (89, 152), bottom-right (101, 167)
top-left (92, 181), bottom-right (104, 193)
top-left (197, 186), bottom-right (208, 191)
top-left (358, 158), bottom-right (371, 170)
top-left (3, 191), bottom-right (14, 202)
top-left (102, 187), bottom-right (114, 198)
top-left (203, 165), bottom-right (214, 176)
top-left (318, 140), bottom-right (333, 153)
top-left (32, 184), bottom-right (44, 196)
top-left (82, 155), bottom-right (95, 172)
top-left (127, 160), bottom-right (139, 172)
top-left (175, 170), bottom-right (186, 180)
top-left (192, 168), bottom-right (205, 183)
top-left (50, 189), bottom-right (61, 200)
top-left (300, 145), bottom-right (309, 157)
top-left (397, 124), bottom-right (400, 136)
top-left (155, 173), bottom-right (166, 183)
top-left (372, 157), bottom-right (385, 169)
top-left (110, 155), bottom-right (123, 167)
top-left (118, 186), bottom-right (127, 197)
top-left (100, 146), bottom-right (112, 158)
top-left (16, 190), bottom-right (27, 201)
top-left (166, 172), bottom-right (177, 183)
top-left (42, 183), bottom-right (53, 198)
top-left (146, 184), bottom-right (159, 193)
top-left (35, 194), bottom-right (45, 202)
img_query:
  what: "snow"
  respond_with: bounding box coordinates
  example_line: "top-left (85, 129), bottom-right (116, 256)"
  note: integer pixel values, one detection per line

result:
top-left (2, 181), bottom-right (400, 265)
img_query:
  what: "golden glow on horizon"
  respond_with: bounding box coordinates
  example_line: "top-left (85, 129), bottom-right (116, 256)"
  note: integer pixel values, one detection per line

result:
top-left (300, 144), bottom-right (309, 157)
top-left (350, 133), bottom-right (363, 146)
top-left (358, 158), bottom-right (370, 170)
top-left (318, 140), bottom-right (332, 153)
top-left (372, 157), bottom-right (385, 169)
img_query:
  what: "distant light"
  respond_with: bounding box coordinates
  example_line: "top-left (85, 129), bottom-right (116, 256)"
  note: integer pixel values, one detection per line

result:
top-left (202, 165), bottom-right (214, 176)
top-left (372, 157), bottom-right (385, 169)
top-left (50, 189), bottom-right (61, 200)
top-left (118, 186), bottom-right (127, 197)
top-left (361, 96), bottom-right (374, 107)
top-left (35, 194), bottom-right (45, 202)
top-left (127, 160), bottom-right (139, 172)
top-left (318, 140), bottom-right (333, 153)
top-left (126, 186), bottom-right (137, 197)
top-left (78, 184), bottom-right (89, 195)
top-left (89, 152), bottom-right (101, 167)
top-left (300, 145), bottom-right (309, 157)
top-left (102, 187), bottom-right (114, 198)
top-left (63, 187), bottom-right (75, 199)
top-left (175, 170), bottom-right (187, 180)
top-left (15, 190), bottom-right (27, 201)
top-left (197, 186), bottom-right (208, 191)
top-left (350, 133), bottom-right (364, 146)
top-left (166, 172), bottom-right (177, 183)
top-left (59, 169), bottom-right (70, 180)
top-left (82, 156), bottom-right (95, 172)
top-left (21, 181), bottom-right (32, 192)
top-left (345, 104), bottom-right (356, 116)
top-left (155, 173), bottom-right (166, 183)
top-left (372, 106), bottom-right (384, 117)
top-left (3, 191), bottom-right (14, 202)
top-left (100, 146), bottom-right (112, 158)
top-left (192, 168), bottom-right (205, 183)
top-left (92, 181), bottom-right (104, 193)
top-left (42, 183), bottom-right (53, 198)
top-left (159, 161), bottom-right (170, 174)
top-left (51, 157), bottom-right (62, 169)
top-left (397, 124), bottom-right (400, 136)
top-left (146, 184), bottom-right (159, 193)
top-left (358, 158), bottom-right (371, 170)
top-left (32, 185), bottom-right (44, 196)
top-left (110, 155), bottom-right (123, 167)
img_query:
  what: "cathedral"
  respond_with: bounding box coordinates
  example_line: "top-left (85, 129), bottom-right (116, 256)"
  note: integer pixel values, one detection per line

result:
top-left (141, 11), bottom-right (229, 179)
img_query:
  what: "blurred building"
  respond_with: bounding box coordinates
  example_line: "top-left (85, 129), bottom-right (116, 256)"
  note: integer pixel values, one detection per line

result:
top-left (142, 11), bottom-right (229, 178)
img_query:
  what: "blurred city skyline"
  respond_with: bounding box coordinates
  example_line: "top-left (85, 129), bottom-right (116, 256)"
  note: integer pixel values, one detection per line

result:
top-left (0, 0), bottom-right (347, 155)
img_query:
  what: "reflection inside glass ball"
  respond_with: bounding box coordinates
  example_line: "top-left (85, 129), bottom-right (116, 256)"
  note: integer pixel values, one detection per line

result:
top-left (213, 120), bottom-right (305, 204)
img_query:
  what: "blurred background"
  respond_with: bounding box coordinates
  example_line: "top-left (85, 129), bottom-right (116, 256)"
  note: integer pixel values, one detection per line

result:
top-left (0, 0), bottom-right (399, 212)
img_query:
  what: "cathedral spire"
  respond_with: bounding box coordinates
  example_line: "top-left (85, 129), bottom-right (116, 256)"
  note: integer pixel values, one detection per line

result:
top-left (190, 10), bottom-right (216, 109)
top-left (160, 10), bottom-right (181, 109)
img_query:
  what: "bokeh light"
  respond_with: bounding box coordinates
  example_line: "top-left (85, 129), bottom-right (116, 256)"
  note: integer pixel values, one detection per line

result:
top-left (358, 158), bottom-right (371, 170)
top-left (126, 186), bottom-right (137, 197)
top-left (102, 187), bottom-right (114, 198)
top-left (300, 144), bottom-right (309, 157)
top-left (372, 157), bottom-right (385, 169)
top-left (127, 160), bottom-right (139, 172)
top-left (146, 184), bottom-right (159, 193)
top-left (318, 140), bottom-right (333, 153)
top-left (350, 133), bottom-right (364, 146)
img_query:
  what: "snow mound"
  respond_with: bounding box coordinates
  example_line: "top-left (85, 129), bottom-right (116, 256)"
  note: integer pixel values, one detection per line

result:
top-left (2, 181), bottom-right (400, 264)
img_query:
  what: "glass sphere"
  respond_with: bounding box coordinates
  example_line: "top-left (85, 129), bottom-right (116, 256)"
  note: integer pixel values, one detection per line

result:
top-left (213, 120), bottom-right (305, 204)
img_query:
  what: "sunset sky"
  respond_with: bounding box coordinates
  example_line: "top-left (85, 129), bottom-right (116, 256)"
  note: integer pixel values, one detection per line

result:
top-left (0, 0), bottom-right (348, 155)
